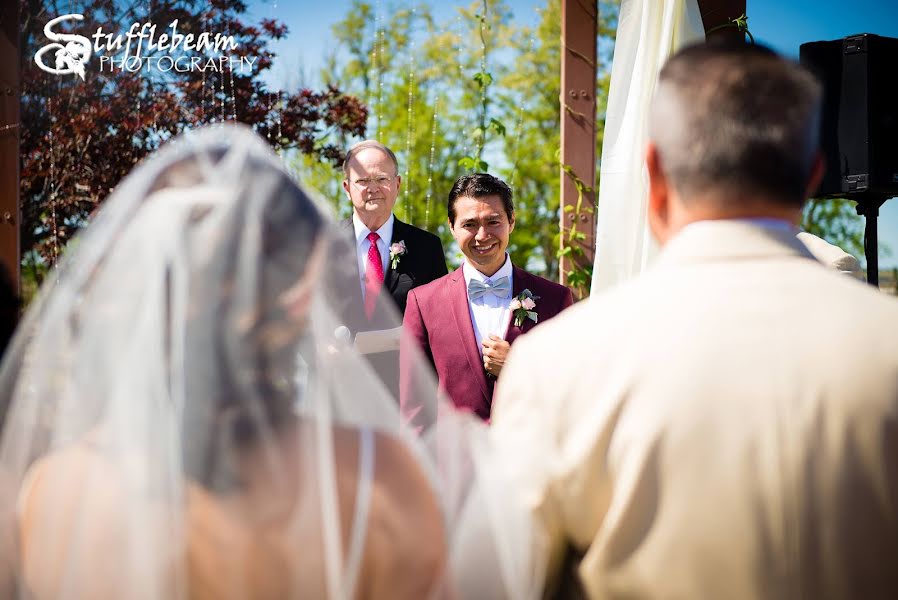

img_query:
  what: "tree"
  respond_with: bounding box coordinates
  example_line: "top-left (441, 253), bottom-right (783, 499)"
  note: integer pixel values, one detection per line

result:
top-left (20, 0), bottom-right (367, 282)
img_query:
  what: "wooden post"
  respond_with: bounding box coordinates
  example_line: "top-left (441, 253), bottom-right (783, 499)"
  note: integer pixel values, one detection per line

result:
top-left (0, 0), bottom-right (19, 294)
top-left (697, 0), bottom-right (748, 40)
top-left (559, 0), bottom-right (597, 298)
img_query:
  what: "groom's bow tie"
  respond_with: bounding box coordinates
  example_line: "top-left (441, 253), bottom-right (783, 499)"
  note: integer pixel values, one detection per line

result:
top-left (467, 276), bottom-right (510, 300)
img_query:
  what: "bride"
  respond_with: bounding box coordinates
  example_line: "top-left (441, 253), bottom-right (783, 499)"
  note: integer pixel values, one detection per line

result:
top-left (0, 125), bottom-right (450, 599)
top-left (0, 124), bottom-right (547, 600)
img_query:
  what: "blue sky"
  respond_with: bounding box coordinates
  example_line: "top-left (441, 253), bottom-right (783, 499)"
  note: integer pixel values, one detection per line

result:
top-left (247, 0), bottom-right (898, 268)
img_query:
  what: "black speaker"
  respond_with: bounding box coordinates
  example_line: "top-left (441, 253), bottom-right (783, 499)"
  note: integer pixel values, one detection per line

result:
top-left (800, 34), bottom-right (898, 199)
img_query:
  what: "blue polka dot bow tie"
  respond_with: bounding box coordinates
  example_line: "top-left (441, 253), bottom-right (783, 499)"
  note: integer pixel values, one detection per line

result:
top-left (467, 276), bottom-right (511, 300)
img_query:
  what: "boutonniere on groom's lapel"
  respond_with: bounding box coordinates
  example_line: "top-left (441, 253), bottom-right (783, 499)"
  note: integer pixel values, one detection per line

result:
top-left (510, 289), bottom-right (539, 327)
top-left (389, 240), bottom-right (407, 269)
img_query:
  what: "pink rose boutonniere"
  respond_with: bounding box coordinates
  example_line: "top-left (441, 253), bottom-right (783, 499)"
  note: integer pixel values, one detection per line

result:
top-left (510, 289), bottom-right (540, 327)
top-left (389, 240), bottom-right (407, 269)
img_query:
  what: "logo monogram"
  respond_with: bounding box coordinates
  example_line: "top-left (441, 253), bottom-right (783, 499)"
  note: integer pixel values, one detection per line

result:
top-left (34, 14), bottom-right (92, 80)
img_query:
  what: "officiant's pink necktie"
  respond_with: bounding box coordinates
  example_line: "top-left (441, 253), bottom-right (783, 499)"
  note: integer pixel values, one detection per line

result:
top-left (364, 231), bottom-right (384, 319)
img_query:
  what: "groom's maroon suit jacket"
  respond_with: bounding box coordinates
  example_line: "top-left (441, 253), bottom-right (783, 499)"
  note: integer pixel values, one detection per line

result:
top-left (402, 264), bottom-right (573, 420)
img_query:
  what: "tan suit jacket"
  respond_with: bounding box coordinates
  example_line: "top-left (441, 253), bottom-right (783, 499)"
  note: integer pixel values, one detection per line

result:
top-left (492, 221), bottom-right (898, 599)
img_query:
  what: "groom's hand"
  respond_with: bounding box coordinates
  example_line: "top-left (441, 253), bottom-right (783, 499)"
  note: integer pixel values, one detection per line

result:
top-left (482, 335), bottom-right (510, 378)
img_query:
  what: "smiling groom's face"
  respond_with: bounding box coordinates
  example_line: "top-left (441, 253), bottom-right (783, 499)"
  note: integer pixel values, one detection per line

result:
top-left (449, 194), bottom-right (515, 278)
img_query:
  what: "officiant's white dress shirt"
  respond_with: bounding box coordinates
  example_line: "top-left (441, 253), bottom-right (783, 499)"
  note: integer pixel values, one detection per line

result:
top-left (463, 255), bottom-right (513, 355)
top-left (352, 213), bottom-right (394, 300)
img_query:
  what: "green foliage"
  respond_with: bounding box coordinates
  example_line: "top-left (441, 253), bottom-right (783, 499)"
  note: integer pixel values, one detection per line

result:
top-left (473, 72), bottom-right (494, 88)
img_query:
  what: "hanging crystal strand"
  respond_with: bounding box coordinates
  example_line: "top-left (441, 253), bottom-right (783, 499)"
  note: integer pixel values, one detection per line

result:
top-left (142, 0), bottom-right (153, 136)
top-left (209, 67), bottom-right (218, 123)
top-left (509, 31), bottom-right (536, 187)
top-left (376, 8), bottom-right (386, 140)
top-left (228, 22), bottom-right (238, 122)
top-left (200, 7), bottom-right (207, 124)
top-left (266, 91), bottom-right (274, 144)
top-left (46, 95), bottom-right (59, 267)
top-left (456, 13), bottom-right (468, 159)
top-left (403, 6), bottom-right (416, 223)
top-left (133, 27), bottom-right (142, 164)
top-left (228, 62), bottom-right (237, 122)
top-left (276, 91), bottom-right (283, 153)
top-left (424, 95), bottom-right (439, 230)
top-left (367, 0), bottom-right (380, 131)
top-left (219, 49), bottom-right (226, 123)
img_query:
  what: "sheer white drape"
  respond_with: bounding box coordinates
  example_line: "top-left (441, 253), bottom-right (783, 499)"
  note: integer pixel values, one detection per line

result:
top-left (591, 0), bottom-right (705, 293)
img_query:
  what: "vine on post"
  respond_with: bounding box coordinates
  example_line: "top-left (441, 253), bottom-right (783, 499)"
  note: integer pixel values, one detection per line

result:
top-left (556, 155), bottom-right (595, 298)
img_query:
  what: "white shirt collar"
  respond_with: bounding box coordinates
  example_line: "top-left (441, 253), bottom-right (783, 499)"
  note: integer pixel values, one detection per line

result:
top-left (352, 212), bottom-right (395, 247)
top-left (463, 254), bottom-right (513, 290)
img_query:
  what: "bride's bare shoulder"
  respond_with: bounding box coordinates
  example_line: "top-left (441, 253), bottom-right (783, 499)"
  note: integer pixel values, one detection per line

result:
top-left (332, 427), bottom-right (448, 598)
top-left (18, 440), bottom-right (177, 599)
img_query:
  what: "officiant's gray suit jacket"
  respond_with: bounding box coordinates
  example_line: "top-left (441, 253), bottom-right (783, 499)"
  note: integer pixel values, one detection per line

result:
top-left (491, 221), bottom-right (898, 599)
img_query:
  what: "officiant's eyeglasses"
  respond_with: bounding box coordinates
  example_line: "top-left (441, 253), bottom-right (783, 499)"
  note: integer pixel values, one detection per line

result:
top-left (350, 176), bottom-right (395, 190)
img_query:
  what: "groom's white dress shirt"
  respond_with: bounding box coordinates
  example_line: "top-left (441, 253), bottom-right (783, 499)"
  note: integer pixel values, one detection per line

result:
top-left (463, 255), bottom-right (513, 355)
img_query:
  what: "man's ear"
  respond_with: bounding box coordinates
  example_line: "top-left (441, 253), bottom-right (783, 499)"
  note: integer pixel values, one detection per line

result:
top-left (342, 179), bottom-right (351, 199)
top-left (804, 152), bottom-right (825, 200)
top-left (646, 143), bottom-right (671, 244)
top-left (508, 211), bottom-right (515, 233)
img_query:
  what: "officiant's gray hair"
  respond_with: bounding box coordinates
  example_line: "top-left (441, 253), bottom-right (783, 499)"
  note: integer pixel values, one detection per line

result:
top-left (342, 140), bottom-right (399, 177)
top-left (649, 41), bottom-right (822, 207)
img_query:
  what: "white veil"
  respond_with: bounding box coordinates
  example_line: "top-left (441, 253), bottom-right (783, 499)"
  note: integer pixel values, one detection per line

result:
top-left (0, 124), bottom-right (544, 599)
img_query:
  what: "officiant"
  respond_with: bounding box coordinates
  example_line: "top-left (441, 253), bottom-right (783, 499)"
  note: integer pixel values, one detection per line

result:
top-left (329, 140), bottom-right (447, 399)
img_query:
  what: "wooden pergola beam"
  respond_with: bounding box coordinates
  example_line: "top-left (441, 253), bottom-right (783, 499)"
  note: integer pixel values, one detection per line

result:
top-left (697, 0), bottom-right (748, 41)
top-left (559, 0), bottom-right (747, 297)
top-left (558, 0), bottom-right (597, 298)
top-left (0, 1), bottom-right (19, 294)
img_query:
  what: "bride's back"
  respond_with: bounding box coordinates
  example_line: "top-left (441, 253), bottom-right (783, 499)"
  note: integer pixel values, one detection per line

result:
top-left (18, 423), bottom-right (445, 600)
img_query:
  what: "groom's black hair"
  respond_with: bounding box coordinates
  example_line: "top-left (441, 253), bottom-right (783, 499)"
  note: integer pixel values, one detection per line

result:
top-left (447, 173), bottom-right (514, 225)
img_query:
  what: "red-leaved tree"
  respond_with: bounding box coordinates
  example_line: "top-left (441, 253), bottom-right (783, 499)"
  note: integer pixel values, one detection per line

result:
top-left (20, 0), bottom-right (367, 274)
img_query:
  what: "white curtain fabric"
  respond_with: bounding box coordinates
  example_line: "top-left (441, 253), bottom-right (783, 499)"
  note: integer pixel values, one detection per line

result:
top-left (590, 0), bottom-right (705, 293)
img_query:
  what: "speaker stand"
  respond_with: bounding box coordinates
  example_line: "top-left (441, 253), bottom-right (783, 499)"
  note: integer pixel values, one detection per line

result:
top-left (853, 194), bottom-right (890, 287)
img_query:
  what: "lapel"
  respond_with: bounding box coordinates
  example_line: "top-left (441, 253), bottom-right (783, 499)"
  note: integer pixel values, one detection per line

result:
top-left (449, 268), bottom-right (490, 402)
top-left (504, 265), bottom-right (533, 345)
top-left (383, 217), bottom-right (407, 294)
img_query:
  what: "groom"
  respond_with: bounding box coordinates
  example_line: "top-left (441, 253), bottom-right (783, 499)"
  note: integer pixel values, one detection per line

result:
top-left (402, 173), bottom-right (573, 420)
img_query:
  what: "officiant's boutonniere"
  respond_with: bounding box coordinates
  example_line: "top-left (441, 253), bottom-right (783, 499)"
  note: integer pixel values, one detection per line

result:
top-left (510, 289), bottom-right (540, 327)
top-left (389, 240), bottom-right (407, 269)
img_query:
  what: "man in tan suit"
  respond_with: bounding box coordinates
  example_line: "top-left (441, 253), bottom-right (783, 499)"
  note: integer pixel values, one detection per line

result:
top-left (490, 42), bottom-right (898, 599)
